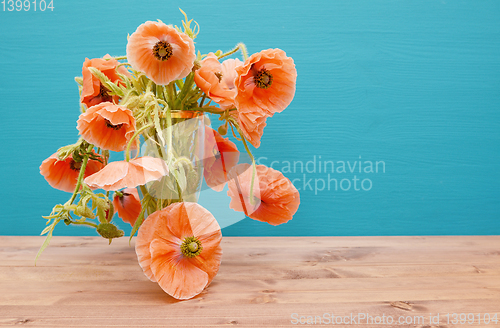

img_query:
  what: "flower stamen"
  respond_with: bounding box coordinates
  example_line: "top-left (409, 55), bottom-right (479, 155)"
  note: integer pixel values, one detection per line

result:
top-left (180, 236), bottom-right (203, 258)
top-left (98, 84), bottom-right (112, 102)
top-left (254, 69), bottom-right (273, 89)
top-left (214, 71), bottom-right (223, 82)
top-left (104, 119), bottom-right (124, 130)
top-left (69, 160), bottom-right (82, 171)
top-left (153, 41), bottom-right (173, 61)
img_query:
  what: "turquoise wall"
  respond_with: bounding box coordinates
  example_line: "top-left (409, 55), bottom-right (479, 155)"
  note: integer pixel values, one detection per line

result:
top-left (1, 0), bottom-right (499, 236)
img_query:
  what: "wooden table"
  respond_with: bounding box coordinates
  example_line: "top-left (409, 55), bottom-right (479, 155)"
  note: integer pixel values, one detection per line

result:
top-left (0, 236), bottom-right (499, 327)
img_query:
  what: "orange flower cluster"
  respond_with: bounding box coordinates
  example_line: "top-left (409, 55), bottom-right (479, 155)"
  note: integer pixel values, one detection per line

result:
top-left (195, 49), bottom-right (296, 148)
top-left (39, 14), bottom-right (299, 301)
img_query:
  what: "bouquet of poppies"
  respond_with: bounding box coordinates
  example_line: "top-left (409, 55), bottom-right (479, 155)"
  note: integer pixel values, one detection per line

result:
top-left (39, 11), bottom-right (300, 300)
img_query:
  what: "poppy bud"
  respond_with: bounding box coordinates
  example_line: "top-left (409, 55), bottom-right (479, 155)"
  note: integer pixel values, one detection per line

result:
top-left (74, 205), bottom-right (95, 219)
top-left (97, 223), bottom-right (124, 241)
top-left (217, 124), bottom-right (227, 136)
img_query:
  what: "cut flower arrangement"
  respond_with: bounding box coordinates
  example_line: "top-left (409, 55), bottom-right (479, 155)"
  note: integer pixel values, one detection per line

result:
top-left (39, 11), bottom-right (300, 300)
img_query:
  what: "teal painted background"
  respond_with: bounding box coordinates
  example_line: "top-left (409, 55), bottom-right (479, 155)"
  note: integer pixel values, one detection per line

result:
top-left (1, 0), bottom-right (499, 236)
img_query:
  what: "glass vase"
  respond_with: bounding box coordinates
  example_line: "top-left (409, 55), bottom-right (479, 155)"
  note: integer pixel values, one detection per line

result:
top-left (141, 111), bottom-right (205, 205)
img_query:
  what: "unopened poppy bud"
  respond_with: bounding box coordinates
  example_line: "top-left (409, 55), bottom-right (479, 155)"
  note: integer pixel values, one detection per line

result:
top-left (74, 205), bottom-right (95, 219)
top-left (57, 143), bottom-right (79, 161)
top-left (71, 150), bottom-right (83, 163)
top-left (94, 198), bottom-right (110, 211)
top-left (217, 124), bottom-right (227, 136)
top-left (106, 202), bottom-right (115, 222)
top-left (97, 223), bottom-right (124, 240)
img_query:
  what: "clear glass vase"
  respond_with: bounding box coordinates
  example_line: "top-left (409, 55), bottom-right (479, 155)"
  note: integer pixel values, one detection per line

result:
top-left (141, 111), bottom-right (205, 204)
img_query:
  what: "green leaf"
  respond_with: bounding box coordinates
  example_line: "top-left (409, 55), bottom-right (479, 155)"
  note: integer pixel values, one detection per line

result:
top-left (152, 103), bottom-right (166, 147)
top-left (35, 219), bottom-right (60, 265)
top-left (40, 225), bottom-right (52, 236)
top-left (129, 202), bottom-right (148, 245)
top-left (170, 165), bottom-right (187, 194)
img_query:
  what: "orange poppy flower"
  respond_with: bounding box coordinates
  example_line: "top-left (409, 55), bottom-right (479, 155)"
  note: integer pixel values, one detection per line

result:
top-left (227, 164), bottom-right (300, 226)
top-left (194, 53), bottom-right (236, 110)
top-left (40, 152), bottom-right (104, 193)
top-left (76, 102), bottom-right (136, 152)
top-left (220, 58), bottom-right (243, 91)
top-left (235, 109), bottom-right (268, 148)
top-left (135, 202), bottom-right (222, 300)
top-left (126, 21), bottom-right (196, 85)
top-left (84, 156), bottom-right (168, 191)
top-left (113, 187), bottom-right (142, 226)
top-left (234, 48), bottom-right (297, 117)
top-left (81, 54), bottom-right (130, 108)
top-left (203, 127), bottom-right (239, 191)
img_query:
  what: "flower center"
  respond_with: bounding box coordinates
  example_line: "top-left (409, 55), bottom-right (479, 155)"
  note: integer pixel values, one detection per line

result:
top-left (254, 69), bottom-right (273, 89)
top-left (212, 148), bottom-right (221, 159)
top-left (104, 119), bottom-right (124, 130)
top-left (214, 72), bottom-right (223, 82)
top-left (180, 236), bottom-right (203, 258)
top-left (69, 160), bottom-right (82, 171)
top-left (153, 41), bottom-right (173, 61)
top-left (98, 84), bottom-right (112, 102)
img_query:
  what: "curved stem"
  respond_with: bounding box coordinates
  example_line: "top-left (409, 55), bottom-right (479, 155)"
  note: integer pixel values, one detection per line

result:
top-left (237, 127), bottom-right (257, 206)
top-left (238, 42), bottom-right (249, 61)
top-left (125, 123), bottom-right (153, 161)
top-left (218, 44), bottom-right (240, 60)
top-left (175, 179), bottom-right (183, 202)
top-left (199, 94), bottom-right (207, 107)
top-left (67, 144), bottom-right (94, 205)
top-left (69, 220), bottom-right (98, 228)
top-left (218, 43), bottom-right (248, 61)
top-left (173, 156), bottom-right (195, 171)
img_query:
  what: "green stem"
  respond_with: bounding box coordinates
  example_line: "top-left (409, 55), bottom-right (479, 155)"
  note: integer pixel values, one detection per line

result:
top-left (175, 180), bottom-right (183, 202)
top-left (114, 55), bottom-right (127, 60)
top-left (218, 45), bottom-right (239, 60)
top-left (199, 94), bottom-right (207, 107)
top-left (238, 42), bottom-right (249, 61)
top-left (173, 157), bottom-right (194, 171)
top-left (174, 72), bottom-right (195, 108)
top-left (238, 128), bottom-right (257, 206)
top-left (218, 43), bottom-right (239, 60)
top-left (129, 194), bottom-right (151, 243)
top-left (165, 83), bottom-right (176, 109)
top-left (165, 101), bottom-right (173, 161)
top-left (69, 220), bottom-right (98, 228)
top-left (218, 43), bottom-right (249, 61)
top-left (125, 123), bottom-right (153, 161)
top-left (68, 144), bottom-right (94, 205)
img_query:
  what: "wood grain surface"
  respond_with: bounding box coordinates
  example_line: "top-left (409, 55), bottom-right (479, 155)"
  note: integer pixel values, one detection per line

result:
top-left (0, 236), bottom-right (499, 327)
